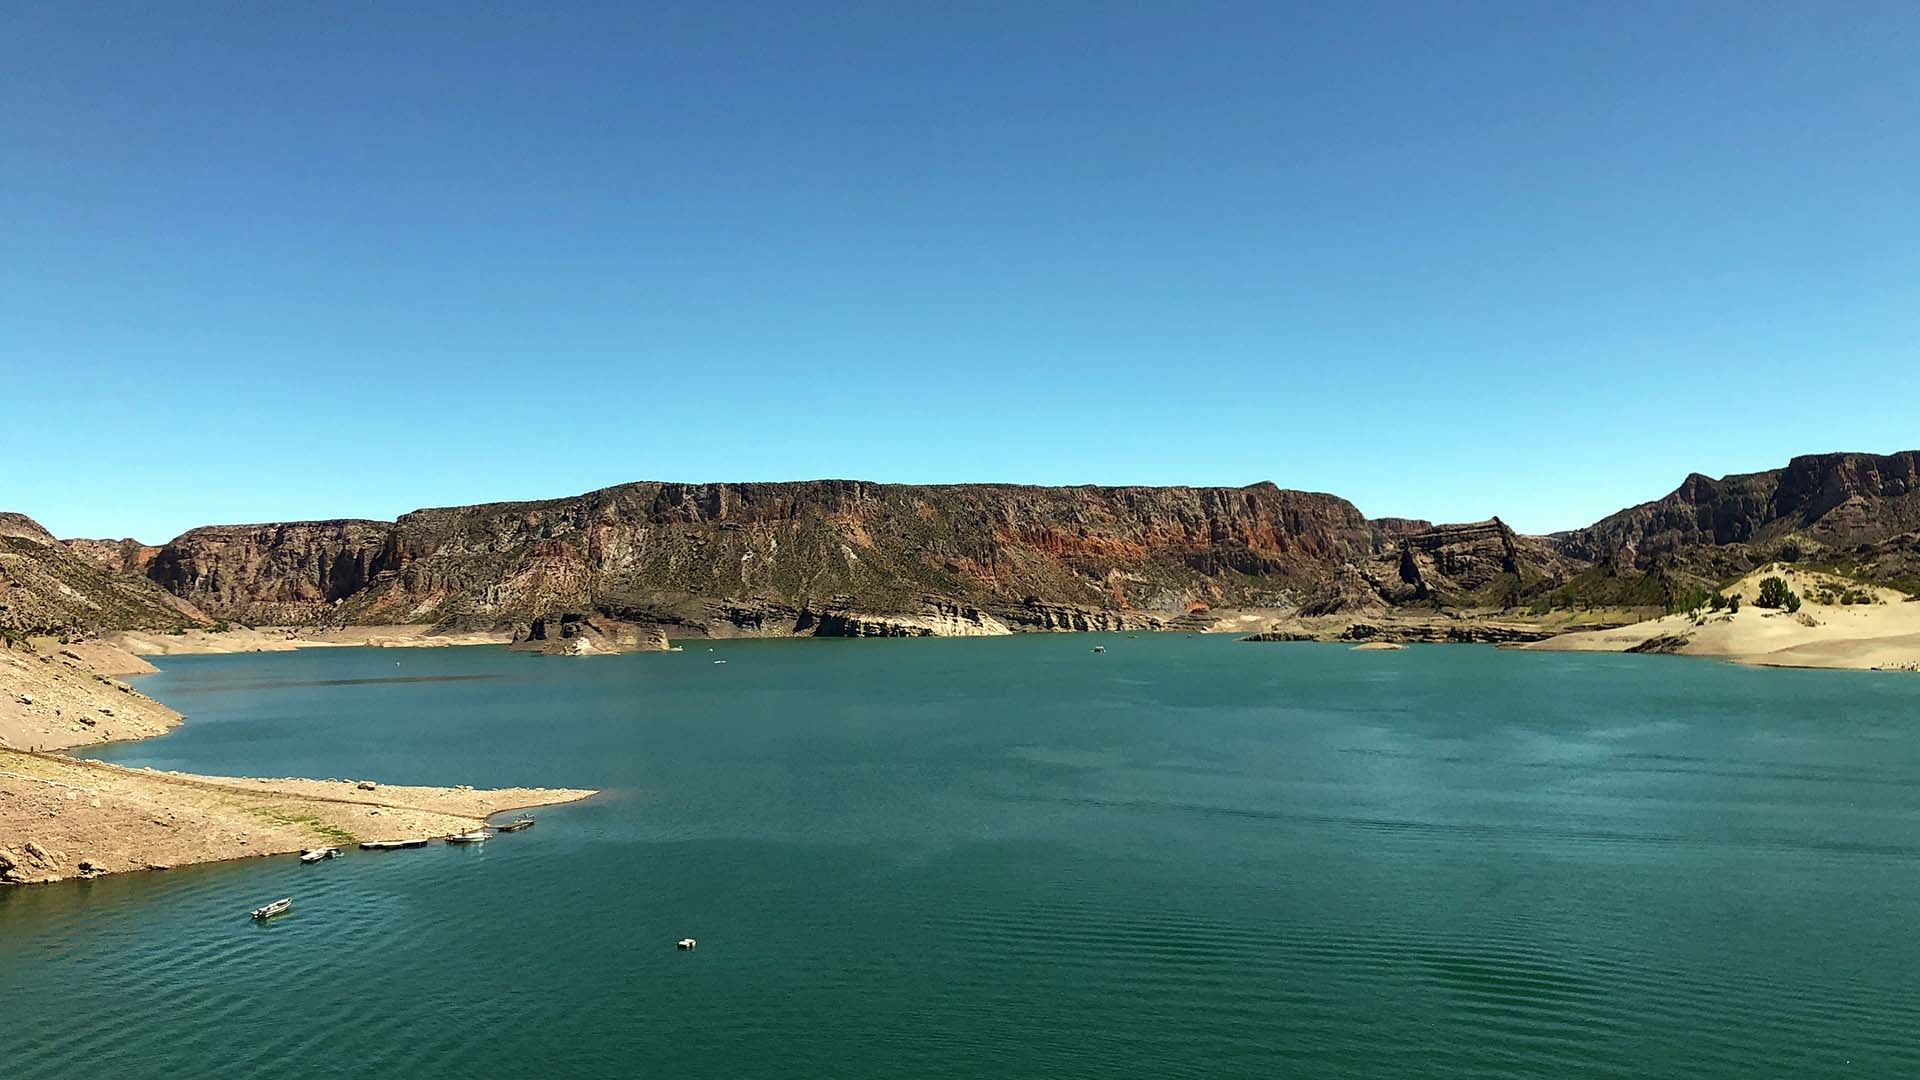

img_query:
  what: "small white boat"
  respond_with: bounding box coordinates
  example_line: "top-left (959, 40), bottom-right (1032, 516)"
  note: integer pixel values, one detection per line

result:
top-left (1092, 646), bottom-right (1106, 653)
top-left (677, 937), bottom-right (697, 950)
top-left (444, 830), bottom-right (489, 844)
top-left (299, 847), bottom-right (342, 864)
top-left (495, 817), bottom-right (534, 833)
top-left (251, 898), bottom-right (292, 920)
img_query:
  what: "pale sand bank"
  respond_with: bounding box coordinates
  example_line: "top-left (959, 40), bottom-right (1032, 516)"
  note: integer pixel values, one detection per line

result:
top-left (108, 623), bottom-right (512, 657)
top-left (2, 638), bottom-right (594, 886)
top-left (0, 749), bottom-right (592, 885)
top-left (1528, 566), bottom-right (1920, 672)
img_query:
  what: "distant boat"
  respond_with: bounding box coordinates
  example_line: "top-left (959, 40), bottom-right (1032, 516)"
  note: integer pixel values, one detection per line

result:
top-left (713, 659), bottom-right (727, 665)
top-left (444, 830), bottom-right (489, 844)
top-left (299, 847), bottom-right (342, 864)
top-left (1092, 646), bottom-right (1106, 653)
top-left (495, 817), bottom-right (534, 833)
top-left (359, 838), bottom-right (430, 851)
top-left (251, 898), bottom-right (292, 920)
top-left (677, 937), bottom-right (697, 950)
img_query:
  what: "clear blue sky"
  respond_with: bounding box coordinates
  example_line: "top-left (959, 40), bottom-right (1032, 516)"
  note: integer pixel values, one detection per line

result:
top-left (6, 2), bottom-right (1917, 542)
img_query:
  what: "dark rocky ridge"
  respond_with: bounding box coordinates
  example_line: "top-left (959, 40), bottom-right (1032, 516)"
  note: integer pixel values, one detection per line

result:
top-left (1553, 451), bottom-right (1920, 592)
top-left (1561, 452), bottom-right (1920, 562)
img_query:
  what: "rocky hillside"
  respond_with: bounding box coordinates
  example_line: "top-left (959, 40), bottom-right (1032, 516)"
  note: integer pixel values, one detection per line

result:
top-left (0, 515), bottom-right (206, 638)
top-left (1554, 451), bottom-right (1920, 594)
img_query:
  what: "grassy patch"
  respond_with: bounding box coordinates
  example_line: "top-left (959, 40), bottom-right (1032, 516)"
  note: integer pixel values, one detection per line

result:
top-left (245, 806), bottom-right (357, 846)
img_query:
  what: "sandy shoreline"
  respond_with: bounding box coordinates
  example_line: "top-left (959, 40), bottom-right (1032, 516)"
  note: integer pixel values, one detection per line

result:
top-left (1524, 566), bottom-right (1920, 672)
top-left (106, 623), bottom-right (514, 659)
top-left (1, 638), bottom-right (593, 887)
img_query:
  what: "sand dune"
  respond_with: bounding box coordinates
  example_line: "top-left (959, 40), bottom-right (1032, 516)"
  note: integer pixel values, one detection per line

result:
top-left (1528, 565), bottom-right (1920, 671)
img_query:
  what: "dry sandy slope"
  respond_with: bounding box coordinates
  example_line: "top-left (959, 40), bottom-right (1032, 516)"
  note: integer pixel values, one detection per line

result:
top-left (1527, 566), bottom-right (1920, 671)
top-left (1, 641), bottom-right (181, 750)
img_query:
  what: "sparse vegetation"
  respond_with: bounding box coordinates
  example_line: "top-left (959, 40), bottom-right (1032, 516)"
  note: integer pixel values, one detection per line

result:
top-left (245, 807), bottom-right (357, 846)
top-left (1756, 576), bottom-right (1796, 610)
top-left (1669, 587), bottom-right (1712, 616)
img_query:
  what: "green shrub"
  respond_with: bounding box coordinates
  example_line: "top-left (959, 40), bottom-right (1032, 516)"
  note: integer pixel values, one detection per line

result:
top-left (1729, 594), bottom-right (1741, 613)
top-left (1756, 576), bottom-right (1795, 609)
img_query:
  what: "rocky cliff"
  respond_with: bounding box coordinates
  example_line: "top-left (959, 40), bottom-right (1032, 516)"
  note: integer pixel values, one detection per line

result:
top-left (103, 481), bottom-right (1387, 636)
top-left (1300, 518), bottom-right (1578, 614)
top-left (1555, 452), bottom-right (1920, 590)
top-left (1562, 452), bottom-right (1920, 561)
top-left (141, 520), bottom-right (392, 625)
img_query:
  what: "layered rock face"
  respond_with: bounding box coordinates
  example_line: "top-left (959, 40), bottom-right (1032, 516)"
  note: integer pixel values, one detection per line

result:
top-left (794, 602), bottom-right (1012, 638)
top-left (141, 520), bottom-right (391, 625)
top-left (1560, 452), bottom-right (1920, 567)
top-left (130, 481), bottom-right (1386, 634)
top-left (1304, 518), bottom-right (1578, 613)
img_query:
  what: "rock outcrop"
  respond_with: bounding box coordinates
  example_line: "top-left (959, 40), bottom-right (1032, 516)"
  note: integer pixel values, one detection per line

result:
top-left (507, 612), bottom-right (672, 655)
top-left (142, 520), bottom-right (391, 625)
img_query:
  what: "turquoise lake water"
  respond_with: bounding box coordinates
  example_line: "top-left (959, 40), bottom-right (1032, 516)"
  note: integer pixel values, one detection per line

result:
top-left (5, 636), bottom-right (1920, 1078)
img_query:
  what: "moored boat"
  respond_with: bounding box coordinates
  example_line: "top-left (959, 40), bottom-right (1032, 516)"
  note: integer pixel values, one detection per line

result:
top-left (359, 838), bottom-right (430, 851)
top-left (495, 817), bottom-right (534, 832)
top-left (250, 898), bottom-right (292, 920)
top-left (299, 847), bottom-right (342, 863)
top-left (444, 830), bottom-right (489, 844)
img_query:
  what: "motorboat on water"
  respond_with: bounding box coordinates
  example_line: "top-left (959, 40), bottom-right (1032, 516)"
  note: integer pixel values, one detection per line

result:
top-left (495, 817), bottom-right (535, 833)
top-left (299, 847), bottom-right (342, 864)
top-left (444, 830), bottom-right (489, 844)
top-left (677, 938), bottom-right (697, 950)
top-left (251, 898), bottom-right (292, 920)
